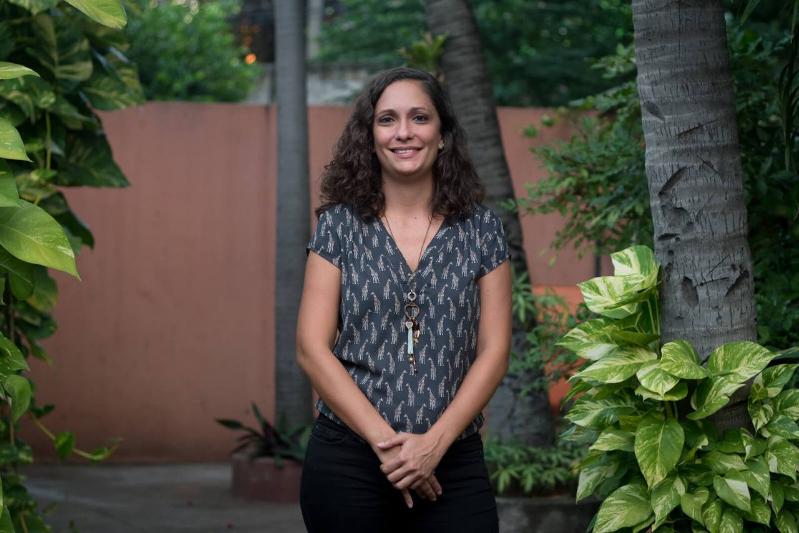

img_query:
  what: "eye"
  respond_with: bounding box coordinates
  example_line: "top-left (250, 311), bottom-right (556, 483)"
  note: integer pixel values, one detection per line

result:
top-left (413, 114), bottom-right (429, 123)
top-left (376, 115), bottom-right (394, 124)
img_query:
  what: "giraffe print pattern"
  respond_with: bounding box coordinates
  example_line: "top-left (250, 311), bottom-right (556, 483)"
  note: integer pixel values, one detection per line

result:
top-left (307, 203), bottom-right (509, 440)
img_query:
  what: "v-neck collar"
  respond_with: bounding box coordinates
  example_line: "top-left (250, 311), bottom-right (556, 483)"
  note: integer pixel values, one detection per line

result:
top-left (376, 215), bottom-right (451, 280)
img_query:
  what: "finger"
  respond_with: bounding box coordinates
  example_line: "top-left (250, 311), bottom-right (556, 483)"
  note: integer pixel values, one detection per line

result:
top-left (413, 479), bottom-right (436, 501)
top-left (429, 474), bottom-right (443, 496)
top-left (387, 466), bottom-right (410, 484)
top-left (379, 458), bottom-right (404, 474)
top-left (394, 473), bottom-right (420, 491)
top-left (402, 488), bottom-right (413, 509)
top-left (376, 433), bottom-right (409, 449)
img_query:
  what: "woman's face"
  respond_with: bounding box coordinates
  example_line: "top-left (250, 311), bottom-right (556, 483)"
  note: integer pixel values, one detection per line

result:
top-left (372, 79), bottom-right (443, 183)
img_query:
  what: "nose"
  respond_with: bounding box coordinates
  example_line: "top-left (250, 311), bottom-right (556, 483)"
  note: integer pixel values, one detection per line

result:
top-left (395, 117), bottom-right (413, 140)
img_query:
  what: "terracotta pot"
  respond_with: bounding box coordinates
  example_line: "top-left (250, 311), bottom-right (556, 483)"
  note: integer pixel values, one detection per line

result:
top-left (230, 452), bottom-right (303, 503)
top-left (497, 494), bottom-right (600, 533)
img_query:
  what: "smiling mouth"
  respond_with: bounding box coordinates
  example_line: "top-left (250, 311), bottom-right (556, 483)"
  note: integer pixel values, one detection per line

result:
top-left (390, 147), bottom-right (422, 155)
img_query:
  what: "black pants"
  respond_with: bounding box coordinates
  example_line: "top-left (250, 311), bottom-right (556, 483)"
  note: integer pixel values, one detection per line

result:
top-left (299, 415), bottom-right (499, 533)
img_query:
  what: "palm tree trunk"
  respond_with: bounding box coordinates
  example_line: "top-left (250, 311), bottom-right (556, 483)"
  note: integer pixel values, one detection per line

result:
top-left (426, 0), bottom-right (554, 447)
top-left (633, 0), bottom-right (757, 429)
top-left (275, 0), bottom-right (312, 428)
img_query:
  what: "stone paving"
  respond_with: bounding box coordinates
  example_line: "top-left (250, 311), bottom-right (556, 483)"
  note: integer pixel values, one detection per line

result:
top-left (23, 463), bottom-right (306, 533)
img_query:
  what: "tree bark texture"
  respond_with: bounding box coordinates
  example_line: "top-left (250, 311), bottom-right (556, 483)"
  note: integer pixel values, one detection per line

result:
top-left (426, 0), bottom-right (554, 446)
top-left (633, 0), bottom-right (757, 429)
top-left (275, 0), bottom-right (312, 428)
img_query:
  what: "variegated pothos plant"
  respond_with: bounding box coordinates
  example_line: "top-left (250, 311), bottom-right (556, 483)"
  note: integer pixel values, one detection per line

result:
top-left (561, 245), bottom-right (799, 533)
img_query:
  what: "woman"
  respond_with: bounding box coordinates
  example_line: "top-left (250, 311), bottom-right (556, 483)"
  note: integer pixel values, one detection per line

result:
top-left (296, 66), bottom-right (511, 533)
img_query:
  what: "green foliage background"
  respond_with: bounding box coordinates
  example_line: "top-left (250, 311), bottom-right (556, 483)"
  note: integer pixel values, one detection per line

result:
top-left (519, 1), bottom-right (799, 351)
top-left (0, 0), bottom-right (140, 528)
top-left (124, 0), bottom-right (261, 102)
top-left (316, 0), bottom-right (633, 106)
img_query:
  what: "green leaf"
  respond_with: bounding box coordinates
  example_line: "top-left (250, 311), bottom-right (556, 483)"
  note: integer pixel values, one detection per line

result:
top-left (610, 245), bottom-right (659, 289)
top-left (54, 431), bottom-right (75, 459)
top-left (577, 275), bottom-right (647, 319)
top-left (743, 496), bottom-right (771, 525)
top-left (593, 483), bottom-right (653, 533)
top-left (0, 200), bottom-right (79, 277)
top-left (3, 374), bottom-right (31, 422)
top-left (741, 430), bottom-right (768, 461)
top-left (0, 505), bottom-right (14, 533)
top-left (591, 427), bottom-right (635, 452)
top-left (81, 55), bottom-right (143, 110)
top-left (30, 13), bottom-right (93, 83)
top-left (776, 389), bottom-right (799, 418)
top-left (635, 414), bottom-right (684, 488)
top-left (566, 395), bottom-right (637, 428)
top-left (636, 381), bottom-right (688, 402)
top-left (0, 161), bottom-right (19, 206)
top-left (772, 479), bottom-right (785, 513)
top-left (750, 365), bottom-right (799, 401)
top-left (681, 488), bottom-right (710, 524)
top-left (713, 471), bottom-right (751, 512)
top-left (766, 437), bottom-right (799, 480)
top-left (6, 0), bottom-right (58, 14)
top-left (682, 419), bottom-right (712, 452)
top-left (26, 266), bottom-right (58, 313)
top-left (0, 118), bottom-right (29, 162)
top-left (637, 360), bottom-right (680, 395)
top-left (702, 450), bottom-right (746, 474)
top-left (742, 455), bottom-right (770, 500)
top-left (651, 474), bottom-right (684, 527)
top-left (0, 76), bottom-right (55, 118)
top-left (0, 246), bottom-right (34, 300)
top-left (64, 0), bottom-right (127, 29)
top-left (702, 497), bottom-right (722, 533)
top-left (576, 346), bottom-right (657, 383)
top-left (57, 132), bottom-right (129, 187)
top-left (577, 452), bottom-right (623, 501)
top-left (715, 429), bottom-right (745, 454)
top-left (0, 333), bottom-right (28, 377)
top-left (749, 399), bottom-right (774, 433)
top-left (718, 507), bottom-right (743, 533)
top-left (558, 318), bottom-right (618, 360)
top-left (660, 340), bottom-right (708, 379)
top-left (777, 509), bottom-right (798, 533)
top-left (0, 63), bottom-right (39, 80)
top-left (688, 376), bottom-right (744, 420)
top-left (765, 415), bottom-right (799, 440)
top-left (706, 341), bottom-right (775, 382)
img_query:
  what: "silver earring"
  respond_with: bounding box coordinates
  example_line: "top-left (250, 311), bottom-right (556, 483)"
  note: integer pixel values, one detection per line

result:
top-left (438, 141), bottom-right (444, 150)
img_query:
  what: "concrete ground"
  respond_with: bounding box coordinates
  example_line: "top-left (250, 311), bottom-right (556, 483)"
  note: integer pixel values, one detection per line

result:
top-left (23, 463), bottom-right (306, 533)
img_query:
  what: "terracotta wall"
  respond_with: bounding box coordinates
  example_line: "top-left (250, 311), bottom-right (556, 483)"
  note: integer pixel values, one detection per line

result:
top-left (26, 103), bottom-right (599, 462)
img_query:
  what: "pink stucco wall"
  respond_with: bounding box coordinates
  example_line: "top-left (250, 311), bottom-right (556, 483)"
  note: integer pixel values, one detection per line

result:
top-left (25, 103), bottom-right (598, 462)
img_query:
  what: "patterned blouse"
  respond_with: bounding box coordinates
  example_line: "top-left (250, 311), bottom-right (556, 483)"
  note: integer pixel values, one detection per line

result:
top-left (306, 202), bottom-right (509, 440)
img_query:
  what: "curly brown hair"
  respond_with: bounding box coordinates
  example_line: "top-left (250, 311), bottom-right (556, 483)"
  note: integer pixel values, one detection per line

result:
top-left (316, 67), bottom-right (484, 221)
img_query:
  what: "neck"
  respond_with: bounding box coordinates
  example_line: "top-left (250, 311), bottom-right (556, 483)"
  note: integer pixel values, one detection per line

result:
top-left (381, 174), bottom-right (435, 218)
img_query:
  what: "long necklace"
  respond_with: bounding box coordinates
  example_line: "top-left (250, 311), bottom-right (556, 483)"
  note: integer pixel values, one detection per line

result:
top-left (382, 212), bottom-right (433, 375)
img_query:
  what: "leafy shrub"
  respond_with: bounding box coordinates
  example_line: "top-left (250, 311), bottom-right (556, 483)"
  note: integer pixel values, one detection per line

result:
top-left (562, 245), bottom-right (799, 533)
top-left (125, 0), bottom-right (261, 102)
top-left (216, 404), bottom-right (309, 466)
top-left (484, 436), bottom-right (584, 497)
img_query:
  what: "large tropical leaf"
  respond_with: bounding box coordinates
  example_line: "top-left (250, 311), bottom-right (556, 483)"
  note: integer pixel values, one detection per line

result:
top-left (706, 341), bottom-right (776, 382)
top-left (64, 0), bottom-right (127, 29)
top-left (680, 488), bottom-right (709, 524)
top-left (635, 381), bottom-right (688, 402)
top-left (0, 200), bottom-right (78, 277)
top-left (750, 364), bottom-right (799, 401)
top-left (81, 51), bottom-right (143, 110)
top-left (660, 340), bottom-right (708, 379)
top-left (0, 76), bottom-right (55, 118)
top-left (766, 437), bottom-right (799, 480)
top-left (742, 455), bottom-right (770, 500)
top-left (29, 13), bottom-right (93, 84)
top-left (576, 452), bottom-right (624, 501)
top-left (713, 471), bottom-right (751, 512)
top-left (575, 346), bottom-right (656, 384)
top-left (566, 395), bottom-right (637, 428)
top-left (577, 274), bottom-right (646, 318)
top-left (593, 483), bottom-right (653, 533)
top-left (0, 118), bottom-right (29, 162)
top-left (56, 132), bottom-right (128, 187)
top-left (651, 474), bottom-right (684, 528)
top-left (634, 414), bottom-right (684, 488)
top-left (590, 427), bottom-right (635, 452)
top-left (0, 63), bottom-right (39, 80)
top-left (4, 374), bottom-right (31, 422)
top-left (688, 376), bottom-right (745, 420)
top-left (611, 245), bottom-right (659, 289)
top-left (636, 360), bottom-right (680, 395)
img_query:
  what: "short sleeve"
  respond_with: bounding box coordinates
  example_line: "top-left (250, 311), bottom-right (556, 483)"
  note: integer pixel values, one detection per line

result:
top-left (307, 208), bottom-right (342, 268)
top-left (477, 207), bottom-right (510, 278)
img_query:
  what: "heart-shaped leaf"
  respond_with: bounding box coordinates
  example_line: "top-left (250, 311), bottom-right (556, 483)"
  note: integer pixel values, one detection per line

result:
top-left (593, 483), bottom-right (653, 533)
top-left (635, 414), bottom-right (684, 488)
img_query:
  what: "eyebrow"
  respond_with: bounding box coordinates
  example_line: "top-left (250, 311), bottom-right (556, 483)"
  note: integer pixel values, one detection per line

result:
top-left (376, 106), bottom-right (432, 115)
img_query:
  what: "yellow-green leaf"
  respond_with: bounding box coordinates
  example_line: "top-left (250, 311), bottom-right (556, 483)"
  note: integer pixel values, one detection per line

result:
top-left (0, 118), bottom-right (30, 162)
top-left (0, 62), bottom-right (39, 80)
top-left (64, 0), bottom-right (127, 29)
top-left (593, 483), bottom-right (653, 533)
top-left (635, 414), bottom-right (684, 489)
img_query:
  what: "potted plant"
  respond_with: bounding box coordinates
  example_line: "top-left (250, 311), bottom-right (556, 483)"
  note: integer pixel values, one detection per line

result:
top-left (216, 403), bottom-right (310, 503)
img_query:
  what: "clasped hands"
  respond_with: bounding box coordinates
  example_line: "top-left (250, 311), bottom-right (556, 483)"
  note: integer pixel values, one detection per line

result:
top-left (372, 432), bottom-right (446, 508)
